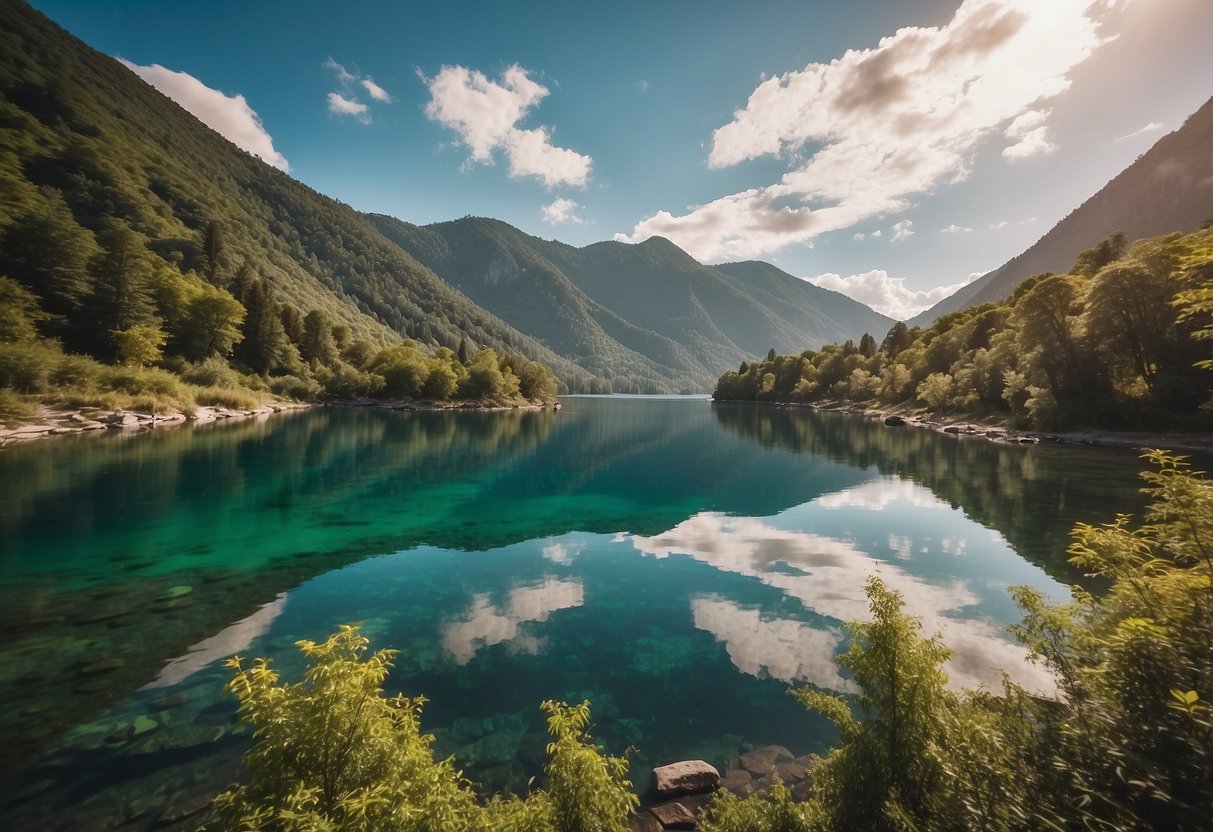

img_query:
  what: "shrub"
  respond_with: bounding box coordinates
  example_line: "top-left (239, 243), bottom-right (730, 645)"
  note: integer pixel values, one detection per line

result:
top-left (0, 339), bottom-right (62, 392)
top-left (206, 626), bottom-right (639, 832)
top-left (181, 355), bottom-right (242, 389)
top-left (269, 373), bottom-right (322, 401)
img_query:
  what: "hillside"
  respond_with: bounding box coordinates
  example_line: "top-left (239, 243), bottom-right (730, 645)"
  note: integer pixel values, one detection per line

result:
top-left (369, 215), bottom-right (893, 392)
top-left (0, 1), bottom-right (590, 393)
top-left (911, 96), bottom-right (1213, 326)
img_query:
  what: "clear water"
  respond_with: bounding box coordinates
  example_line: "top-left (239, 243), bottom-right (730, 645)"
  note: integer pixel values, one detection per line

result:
top-left (0, 397), bottom-right (1178, 829)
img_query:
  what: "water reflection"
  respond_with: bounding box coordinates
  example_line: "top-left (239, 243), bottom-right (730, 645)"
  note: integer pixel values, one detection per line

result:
top-left (441, 577), bottom-right (584, 664)
top-left (690, 596), bottom-right (848, 690)
top-left (144, 593), bottom-right (287, 689)
top-left (633, 488), bottom-right (1056, 694)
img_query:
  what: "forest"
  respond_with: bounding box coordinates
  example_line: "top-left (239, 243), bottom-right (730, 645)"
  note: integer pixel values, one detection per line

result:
top-left (714, 228), bottom-right (1213, 431)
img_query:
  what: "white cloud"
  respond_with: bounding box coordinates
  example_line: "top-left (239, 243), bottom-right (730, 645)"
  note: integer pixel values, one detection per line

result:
top-left (853, 232), bottom-right (866, 241)
top-left (941, 223), bottom-right (973, 233)
top-left (1002, 110), bottom-right (1058, 159)
top-left (637, 80), bottom-right (650, 93)
top-left (324, 58), bottom-right (392, 121)
top-left (324, 57), bottom-right (356, 85)
top-left (988, 220), bottom-right (1011, 229)
top-left (361, 77), bottom-right (393, 102)
top-left (327, 92), bottom-right (370, 121)
top-left (808, 268), bottom-right (981, 319)
top-left (119, 59), bottom-right (290, 171)
top-left (871, 229), bottom-right (882, 238)
top-left (617, 0), bottom-right (1127, 262)
top-left (541, 197), bottom-right (584, 225)
top-left (1115, 121), bottom-right (1163, 142)
top-left (424, 64), bottom-right (592, 188)
top-left (891, 219), bottom-right (915, 242)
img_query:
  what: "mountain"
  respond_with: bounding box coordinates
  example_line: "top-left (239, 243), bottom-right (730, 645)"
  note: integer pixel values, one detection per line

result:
top-left (0, 1), bottom-right (593, 386)
top-left (910, 96), bottom-right (1213, 327)
top-left (369, 215), bottom-right (893, 392)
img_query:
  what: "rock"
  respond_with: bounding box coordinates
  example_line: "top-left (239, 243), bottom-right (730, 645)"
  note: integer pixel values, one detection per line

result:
top-left (155, 789), bottom-right (215, 826)
top-left (943, 425), bottom-right (961, 434)
top-left (719, 768), bottom-right (753, 797)
top-left (132, 715), bottom-right (159, 735)
top-left (150, 693), bottom-right (188, 711)
top-left (791, 779), bottom-right (813, 802)
top-left (774, 761), bottom-right (808, 783)
top-left (157, 585), bottom-right (193, 600)
top-left (652, 760), bottom-right (720, 797)
top-left (884, 415), bottom-right (906, 426)
top-left (628, 810), bottom-right (664, 832)
top-left (737, 746), bottom-right (794, 778)
top-left (649, 800), bottom-right (697, 829)
top-left (458, 731), bottom-right (517, 767)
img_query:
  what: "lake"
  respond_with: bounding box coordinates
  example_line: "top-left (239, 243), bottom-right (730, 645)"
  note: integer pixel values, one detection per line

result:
top-left (0, 396), bottom-right (1176, 829)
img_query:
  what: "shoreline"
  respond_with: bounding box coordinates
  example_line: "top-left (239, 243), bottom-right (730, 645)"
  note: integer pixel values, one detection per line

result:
top-left (715, 398), bottom-right (1213, 454)
top-left (0, 398), bottom-right (560, 448)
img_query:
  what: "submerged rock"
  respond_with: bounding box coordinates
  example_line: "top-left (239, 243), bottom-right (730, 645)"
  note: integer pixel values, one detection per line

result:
top-left (884, 415), bottom-right (906, 426)
top-left (652, 759), bottom-right (720, 797)
top-left (737, 745), bottom-right (794, 778)
top-left (649, 800), bottom-right (697, 829)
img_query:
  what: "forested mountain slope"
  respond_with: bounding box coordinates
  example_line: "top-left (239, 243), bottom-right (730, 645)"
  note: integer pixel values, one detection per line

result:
top-left (369, 215), bottom-right (893, 392)
top-left (0, 0), bottom-right (588, 391)
top-left (911, 96), bottom-right (1213, 326)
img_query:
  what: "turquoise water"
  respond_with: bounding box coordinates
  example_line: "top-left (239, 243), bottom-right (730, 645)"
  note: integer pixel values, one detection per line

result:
top-left (0, 397), bottom-right (1175, 829)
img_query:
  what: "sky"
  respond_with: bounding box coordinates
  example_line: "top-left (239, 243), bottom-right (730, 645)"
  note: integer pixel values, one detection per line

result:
top-left (31, 0), bottom-right (1213, 319)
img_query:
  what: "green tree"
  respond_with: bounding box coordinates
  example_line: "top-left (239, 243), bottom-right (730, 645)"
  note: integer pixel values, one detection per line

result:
top-left (0, 277), bottom-right (48, 342)
top-left (112, 322), bottom-right (165, 367)
top-left (2, 189), bottom-right (95, 323)
top-left (202, 219), bottom-right (224, 284)
top-left (1012, 274), bottom-right (1083, 400)
top-left (300, 309), bottom-right (340, 366)
top-left (236, 278), bottom-right (289, 375)
top-left (1072, 230), bottom-right (1127, 277)
top-left (178, 285), bottom-right (246, 361)
top-left (1083, 258), bottom-right (1177, 391)
top-left (858, 332), bottom-right (877, 358)
top-left (91, 220), bottom-right (155, 351)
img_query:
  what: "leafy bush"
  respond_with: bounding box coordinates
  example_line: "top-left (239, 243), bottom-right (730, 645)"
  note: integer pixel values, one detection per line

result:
top-left (269, 373), bottom-right (323, 401)
top-left (180, 355), bottom-right (243, 388)
top-left (207, 626), bottom-right (639, 832)
top-left (0, 339), bottom-right (63, 392)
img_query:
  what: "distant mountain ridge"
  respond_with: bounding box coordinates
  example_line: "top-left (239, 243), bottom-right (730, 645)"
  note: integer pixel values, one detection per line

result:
top-left (369, 215), bottom-right (893, 392)
top-left (911, 95), bottom-right (1213, 326)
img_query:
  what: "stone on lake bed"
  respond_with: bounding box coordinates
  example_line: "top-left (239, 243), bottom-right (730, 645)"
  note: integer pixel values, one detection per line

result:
top-left (132, 715), bottom-right (158, 735)
top-left (737, 745), bottom-right (795, 777)
top-left (649, 800), bottom-right (697, 829)
top-left (652, 759), bottom-right (719, 797)
top-left (158, 585), bottom-right (193, 600)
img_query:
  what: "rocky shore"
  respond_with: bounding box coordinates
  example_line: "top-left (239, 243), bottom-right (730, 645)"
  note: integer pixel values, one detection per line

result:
top-left (749, 399), bottom-right (1213, 454)
top-left (630, 746), bottom-right (816, 830)
top-left (0, 402), bottom-right (312, 447)
top-left (0, 397), bottom-right (561, 448)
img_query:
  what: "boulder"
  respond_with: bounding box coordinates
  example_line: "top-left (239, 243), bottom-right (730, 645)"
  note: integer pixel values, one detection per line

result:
top-left (884, 414), bottom-right (906, 426)
top-left (649, 800), bottom-right (697, 829)
top-left (737, 745), bottom-right (794, 778)
top-left (628, 810), bottom-right (663, 832)
top-left (652, 759), bottom-right (720, 797)
top-left (719, 768), bottom-right (753, 797)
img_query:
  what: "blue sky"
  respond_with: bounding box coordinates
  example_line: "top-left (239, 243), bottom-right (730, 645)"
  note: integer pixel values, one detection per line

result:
top-left (31, 0), bottom-right (1213, 318)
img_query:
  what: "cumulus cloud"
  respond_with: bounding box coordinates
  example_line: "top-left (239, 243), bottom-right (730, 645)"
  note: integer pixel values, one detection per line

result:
top-left (617, 0), bottom-right (1127, 262)
top-left (327, 92), bottom-right (370, 121)
top-left (1115, 121), bottom-right (1163, 142)
top-left (424, 64), bottom-right (592, 188)
top-left (325, 57), bottom-right (392, 122)
top-left (808, 269), bottom-right (982, 319)
top-left (118, 59), bottom-right (290, 171)
top-left (941, 223), bottom-right (973, 233)
top-left (853, 232), bottom-right (866, 241)
top-left (541, 197), bottom-right (584, 224)
top-left (891, 219), bottom-right (915, 242)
